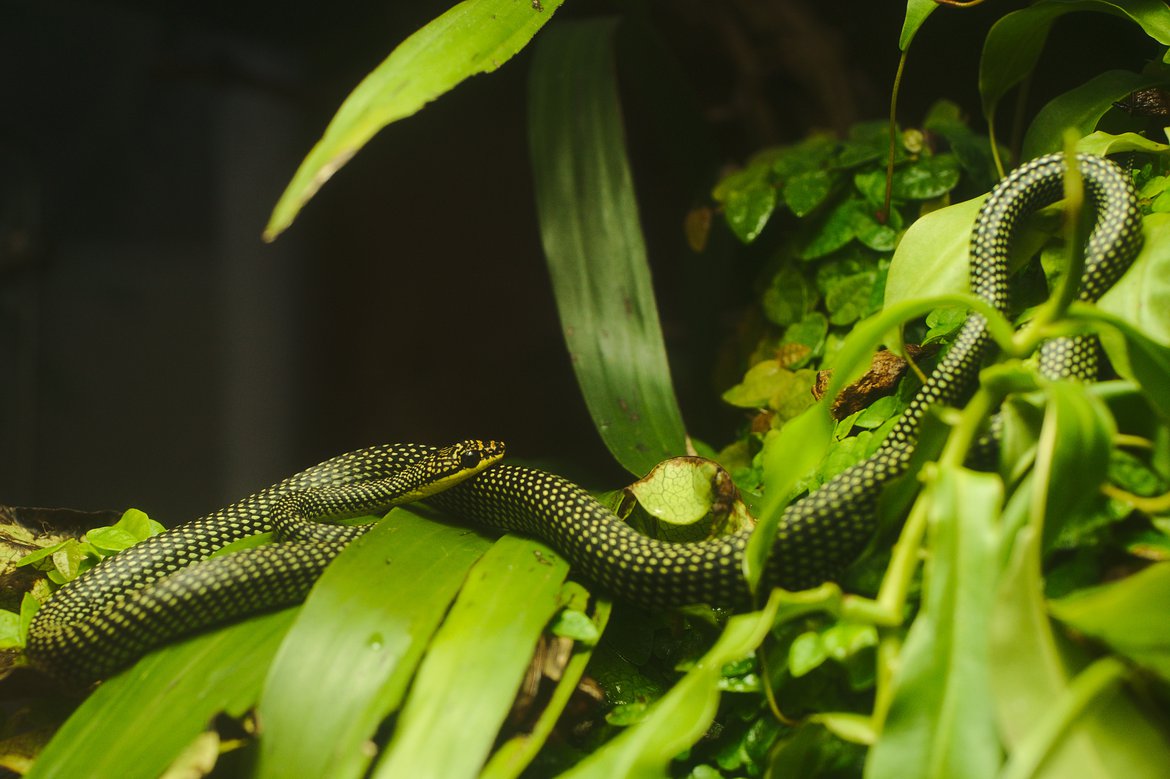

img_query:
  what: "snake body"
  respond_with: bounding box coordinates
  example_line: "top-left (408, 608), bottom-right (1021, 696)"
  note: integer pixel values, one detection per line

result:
top-left (26, 153), bottom-right (1143, 682)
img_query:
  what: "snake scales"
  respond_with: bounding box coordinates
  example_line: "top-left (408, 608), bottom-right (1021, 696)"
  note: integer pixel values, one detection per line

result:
top-left (26, 153), bottom-right (1143, 682)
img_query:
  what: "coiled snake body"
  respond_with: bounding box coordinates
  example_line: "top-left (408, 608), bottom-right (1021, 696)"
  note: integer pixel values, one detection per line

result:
top-left (27, 153), bottom-right (1143, 682)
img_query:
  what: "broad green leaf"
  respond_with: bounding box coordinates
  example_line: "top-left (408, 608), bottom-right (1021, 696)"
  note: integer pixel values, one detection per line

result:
top-left (900, 0), bottom-right (939, 50)
top-left (724, 181), bottom-right (778, 243)
top-left (783, 169), bottom-right (834, 217)
top-left (990, 507), bottom-right (1170, 778)
top-left (27, 609), bottom-right (297, 779)
top-left (1049, 562), bottom-right (1170, 682)
top-left (762, 265), bottom-right (818, 326)
top-left (980, 0), bottom-right (1170, 132)
top-left (1099, 212), bottom-right (1170, 346)
top-left (1076, 130), bottom-right (1170, 158)
top-left (721, 360), bottom-right (787, 408)
top-left (256, 509), bottom-right (493, 779)
top-left (372, 535), bottom-right (569, 778)
top-left (866, 468), bottom-right (1004, 779)
top-left (883, 194), bottom-right (1055, 309)
top-left (1072, 304), bottom-right (1170, 421)
top-left (528, 19), bottom-right (687, 475)
top-left (560, 589), bottom-right (784, 779)
top-left (627, 457), bottom-right (729, 528)
top-left (0, 609), bottom-right (19, 649)
top-left (1022, 70), bottom-right (1168, 160)
top-left (264, 0), bottom-right (563, 240)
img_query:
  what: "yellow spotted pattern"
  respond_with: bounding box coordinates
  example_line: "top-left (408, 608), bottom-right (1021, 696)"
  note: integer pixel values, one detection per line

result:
top-left (26, 154), bottom-right (1142, 683)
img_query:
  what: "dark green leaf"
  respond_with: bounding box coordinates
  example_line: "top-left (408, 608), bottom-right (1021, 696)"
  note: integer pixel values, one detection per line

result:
top-left (529, 19), bottom-right (687, 474)
top-left (783, 169), bottom-right (834, 217)
top-left (762, 266), bottom-right (818, 327)
top-left (980, 1), bottom-right (1170, 132)
top-left (1022, 70), bottom-right (1168, 160)
top-left (264, 0), bottom-right (564, 240)
top-left (724, 182), bottom-right (778, 243)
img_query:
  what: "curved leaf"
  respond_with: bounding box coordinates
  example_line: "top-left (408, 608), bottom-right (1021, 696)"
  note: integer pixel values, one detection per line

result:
top-left (372, 535), bottom-right (569, 778)
top-left (980, 0), bottom-right (1170, 130)
top-left (528, 20), bottom-right (687, 474)
top-left (255, 510), bottom-right (493, 779)
top-left (27, 609), bottom-right (297, 779)
top-left (1099, 212), bottom-right (1170, 347)
top-left (264, 0), bottom-right (564, 240)
top-left (866, 468), bottom-right (1004, 779)
top-left (899, 0), bottom-right (939, 50)
top-left (1022, 70), bottom-right (1168, 160)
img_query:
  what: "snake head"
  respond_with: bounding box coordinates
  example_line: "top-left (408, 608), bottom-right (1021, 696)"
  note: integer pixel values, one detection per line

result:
top-left (439, 439), bottom-right (503, 477)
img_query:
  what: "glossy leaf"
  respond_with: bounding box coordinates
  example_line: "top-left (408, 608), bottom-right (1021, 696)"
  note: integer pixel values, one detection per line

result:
top-left (1022, 70), bottom-right (1167, 160)
top-left (883, 195), bottom-right (1053, 309)
top-left (372, 535), bottom-right (569, 778)
top-left (255, 509), bottom-right (493, 779)
top-left (899, 0), bottom-right (939, 50)
top-left (264, 0), bottom-right (563, 240)
top-left (528, 19), bottom-right (687, 474)
top-left (27, 609), bottom-right (297, 779)
top-left (980, 0), bottom-right (1170, 134)
top-left (866, 468), bottom-right (1004, 779)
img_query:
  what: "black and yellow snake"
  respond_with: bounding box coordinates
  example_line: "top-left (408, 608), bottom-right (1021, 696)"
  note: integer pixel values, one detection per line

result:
top-left (26, 153), bottom-right (1143, 682)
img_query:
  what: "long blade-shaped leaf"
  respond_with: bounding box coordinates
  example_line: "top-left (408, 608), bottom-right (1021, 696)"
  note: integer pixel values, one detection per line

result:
top-left (28, 609), bottom-right (297, 779)
top-left (264, 0), bottom-right (564, 240)
top-left (866, 468), bottom-right (1004, 779)
top-left (255, 509), bottom-right (493, 779)
top-left (372, 535), bottom-right (569, 778)
top-left (528, 19), bottom-right (687, 475)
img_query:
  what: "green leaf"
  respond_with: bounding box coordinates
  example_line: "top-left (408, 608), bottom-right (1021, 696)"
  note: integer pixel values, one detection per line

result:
top-left (990, 498), bottom-right (1170, 779)
top-left (800, 198), bottom-right (868, 259)
top-left (1049, 562), bottom-right (1170, 682)
top-left (724, 181), bottom-right (778, 243)
top-left (783, 169), bottom-right (834, 217)
top-left (746, 408), bottom-right (834, 592)
top-left (255, 509), bottom-right (493, 779)
top-left (883, 195), bottom-right (1053, 309)
top-left (900, 0), bottom-right (939, 50)
top-left (264, 0), bottom-right (563, 240)
top-left (1076, 130), bottom-right (1170, 158)
top-left (371, 535), bottom-right (569, 779)
top-left (762, 265), bottom-right (818, 327)
top-left (1022, 70), bottom-right (1169, 160)
top-left (866, 468), bottom-right (1004, 779)
top-left (980, 0), bottom-right (1170, 132)
top-left (482, 599), bottom-right (612, 779)
top-left (1099, 213), bottom-right (1170, 347)
top-left (1033, 382), bottom-right (1116, 549)
top-left (27, 609), bottom-right (297, 779)
top-left (84, 526), bottom-right (140, 554)
top-left (0, 609), bottom-right (19, 650)
top-left (627, 458), bottom-right (727, 528)
top-left (560, 590), bottom-right (784, 779)
top-left (722, 360), bottom-right (786, 409)
top-left (1072, 303), bottom-right (1170, 421)
top-left (529, 19), bottom-right (687, 475)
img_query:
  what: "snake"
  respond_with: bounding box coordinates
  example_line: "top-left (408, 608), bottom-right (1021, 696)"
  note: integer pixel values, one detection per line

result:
top-left (25, 153), bottom-right (1143, 683)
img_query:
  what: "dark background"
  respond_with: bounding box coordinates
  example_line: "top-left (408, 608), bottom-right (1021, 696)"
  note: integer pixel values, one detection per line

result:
top-left (0, 0), bottom-right (1152, 521)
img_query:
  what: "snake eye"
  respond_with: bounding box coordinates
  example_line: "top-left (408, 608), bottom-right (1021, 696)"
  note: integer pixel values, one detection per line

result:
top-left (459, 449), bottom-right (483, 469)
